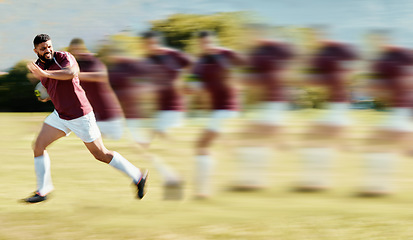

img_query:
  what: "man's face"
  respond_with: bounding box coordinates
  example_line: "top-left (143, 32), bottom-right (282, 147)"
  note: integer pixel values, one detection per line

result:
top-left (198, 36), bottom-right (213, 49)
top-left (34, 40), bottom-right (54, 62)
top-left (143, 37), bottom-right (159, 51)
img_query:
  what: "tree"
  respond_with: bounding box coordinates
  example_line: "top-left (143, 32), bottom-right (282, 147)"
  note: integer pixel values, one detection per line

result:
top-left (150, 12), bottom-right (250, 54)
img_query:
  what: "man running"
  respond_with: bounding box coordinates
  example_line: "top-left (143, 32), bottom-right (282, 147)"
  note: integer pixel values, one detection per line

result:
top-left (190, 30), bottom-right (244, 198)
top-left (23, 34), bottom-right (148, 203)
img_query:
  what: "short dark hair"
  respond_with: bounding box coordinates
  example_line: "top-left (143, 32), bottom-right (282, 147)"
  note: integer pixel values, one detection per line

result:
top-left (197, 30), bottom-right (214, 39)
top-left (33, 34), bottom-right (51, 47)
top-left (69, 38), bottom-right (85, 46)
top-left (141, 31), bottom-right (161, 39)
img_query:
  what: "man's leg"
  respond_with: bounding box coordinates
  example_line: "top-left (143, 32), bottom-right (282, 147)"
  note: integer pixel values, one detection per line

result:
top-left (194, 130), bottom-right (219, 198)
top-left (84, 137), bottom-right (148, 199)
top-left (23, 123), bottom-right (66, 203)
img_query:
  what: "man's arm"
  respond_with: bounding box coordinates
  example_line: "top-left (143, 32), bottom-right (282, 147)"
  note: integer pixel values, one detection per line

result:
top-left (27, 62), bottom-right (79, 80)
top-left (78, 71), bottom-right (108, 82)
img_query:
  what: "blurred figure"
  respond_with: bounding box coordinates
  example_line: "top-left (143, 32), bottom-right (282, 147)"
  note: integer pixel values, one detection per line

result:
top-left (358, 32), bottom-right (413, 196)
top-left (189, 30), bottom-right (244, 198)
top-left (296, 27), bottom-right (358, 191)
top-left (102, 43), bottom-right (184, 199)
top-left (68, 38), bottom-right (124, 140)
top-left (232, 24), bottom-right (295, 190)
top-left (103, 45), bottom-right (147, 145)
top-left (140, 31), bottom-right (192, 198)
top-left (141, 31), bottom-right (191, 142)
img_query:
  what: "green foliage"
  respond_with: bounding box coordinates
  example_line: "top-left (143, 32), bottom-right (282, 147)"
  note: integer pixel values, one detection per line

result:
top-left (0, 60), bottom-right (54, 112)
top-left (150, 12), bottom-right (250, 54)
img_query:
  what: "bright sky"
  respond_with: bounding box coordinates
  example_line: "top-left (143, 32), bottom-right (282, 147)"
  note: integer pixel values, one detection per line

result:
top-left (2, 0), bottom-right (413, 70)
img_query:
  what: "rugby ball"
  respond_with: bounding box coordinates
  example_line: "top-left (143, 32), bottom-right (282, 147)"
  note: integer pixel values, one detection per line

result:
top-left (34, 82), bottom-right (49, 100)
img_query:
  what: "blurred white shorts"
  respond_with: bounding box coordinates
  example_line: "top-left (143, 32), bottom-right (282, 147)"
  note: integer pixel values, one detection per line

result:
top-left (97, 117), bottom-right (124, 140)
top-left (44, 110), bottom-right (101, 143)
top-left (206, 110), bottom-right (239, 132)
top-left (379, 107), bottom-right (413, 132)
top-left (125, 118), bottom-right (149, 144)
top-left (253, 101), bottom-right (289, 126)
top-left (315, 102), bottom-right (351, 126)
top-left (155, 111), bottom-right (185, 132)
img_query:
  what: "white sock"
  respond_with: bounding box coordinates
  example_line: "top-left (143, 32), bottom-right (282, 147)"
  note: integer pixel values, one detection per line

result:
top-left (109, 152), bottom-right (142, 184)
top-left (300, 147), bottom-right (335, 187)
top-left (363, 152), bottom-right (397, 192)
top-left (150, 155), bottom-right (180, 183)
top-left (236, 146), bottom-right (272, 187)
top-left (34, 152), bottom-right (54, 196)
top-left (195, 155), bottom-right (214, 196)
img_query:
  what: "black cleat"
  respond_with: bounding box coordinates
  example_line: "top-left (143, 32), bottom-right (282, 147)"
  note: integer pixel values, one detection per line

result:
top-left (136, 170), bottom-right (149, 199)
top-left (22, 192), bottom-right (48, 204)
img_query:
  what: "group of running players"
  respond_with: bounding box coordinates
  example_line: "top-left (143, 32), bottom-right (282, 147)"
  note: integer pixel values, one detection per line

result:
top-left (22, 24), bottom-right (413, 203)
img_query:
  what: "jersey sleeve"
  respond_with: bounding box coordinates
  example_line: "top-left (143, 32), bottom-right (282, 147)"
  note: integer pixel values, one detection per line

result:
top-left (339, 45), bottom-right (358, 61)
top-left (173, 50), bottom-right (192, 68)
top-left (56, 52), bottom-right (77, 69)
top-left (224, 50), bottom-right (245, 66)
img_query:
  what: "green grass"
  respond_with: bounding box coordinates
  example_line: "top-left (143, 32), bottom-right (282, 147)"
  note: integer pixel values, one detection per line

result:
top-left (1, 111), bottom-right (413, 240)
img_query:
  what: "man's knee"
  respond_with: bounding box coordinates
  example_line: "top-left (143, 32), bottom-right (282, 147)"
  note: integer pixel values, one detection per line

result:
top-left (33, 140), bottom-right (46, 157)
top-left (89, 149), bottom-right (113, 163)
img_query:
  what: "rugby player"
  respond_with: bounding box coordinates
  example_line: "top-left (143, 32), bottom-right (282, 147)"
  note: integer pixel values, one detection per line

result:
top-left (23, 34), bottom-right (148, 203)
top-left (232, 24), bottom-right (295, 190)
top-left (190, 30), bottom-right (244, 198)
top-left (296, 27), bottom-right (358, 191)
top-left (359, 34), bottom-right (413, 196)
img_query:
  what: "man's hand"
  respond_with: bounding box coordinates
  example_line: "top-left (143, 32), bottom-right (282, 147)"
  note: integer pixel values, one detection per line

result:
top-left (27, 62), bottom-right (48, 79)
top-left (37, 96), bottom-right (51, 102)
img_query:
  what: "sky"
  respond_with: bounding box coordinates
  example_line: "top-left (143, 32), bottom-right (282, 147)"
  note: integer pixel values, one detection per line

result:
top-left (2, 0), bottom-right (413, 70)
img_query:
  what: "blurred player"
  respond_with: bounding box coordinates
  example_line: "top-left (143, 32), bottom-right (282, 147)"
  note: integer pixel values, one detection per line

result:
top-left (137, 31), bottom-right (192, 197)
top-left (358, 32), bottom-right (413, 196)
top-left (190, 30), bottom-right (244, 198)
top-left (296, 27), bottom-right (358, 191)
top-left (68, 38), bottom-right (124, 140)
top-left (232, 24), bottom-right (295, 190)
top-left (23, 34), bottom-right (148, 203)
top-left (141, 31), bottom-right (191, 142)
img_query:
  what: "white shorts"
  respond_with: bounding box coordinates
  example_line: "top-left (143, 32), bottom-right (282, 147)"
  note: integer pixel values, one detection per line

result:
top-left (44, 110), bottom-right (101, 143)
top-left (96, 117), bottom-right (124, 140)
top-left (253, 101), bottom-right (289, 126)
top-left (125, 118), bottom-right (149, 143)
top-left (379, 108), bottom-right (413, 132)
top-left (206, 110), bottom-right (239, 132)
top-left (315, 102), bottom-right (351, 126)
top-left (155, 111), bottom-right (185, 132)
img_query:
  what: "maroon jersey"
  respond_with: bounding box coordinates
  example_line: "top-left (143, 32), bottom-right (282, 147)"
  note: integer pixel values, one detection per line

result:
top-left (108, 59), bottom-right (143, 119)
top-left (193, 48), bottom-right (243, 110)
top-left (36, 51), bottom-right (92, 120)
top-left (77, 53), bottom-right (122, 121)
top-left (248, 41), bottom-right (294, 102)
top-left (309, 42), bottom-right (357, 102)
top-left (143, 49), bottom-right (191, 111)
top-left (371, 46), bottom-right (413, 108)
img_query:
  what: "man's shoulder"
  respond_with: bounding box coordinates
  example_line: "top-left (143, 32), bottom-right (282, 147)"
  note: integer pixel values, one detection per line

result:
top-left (54, 51), bottom-right (75, 61)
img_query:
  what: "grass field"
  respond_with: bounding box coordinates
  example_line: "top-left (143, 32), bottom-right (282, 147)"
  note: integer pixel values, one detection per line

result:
top-left (1, 111), bottom-right (413, 240)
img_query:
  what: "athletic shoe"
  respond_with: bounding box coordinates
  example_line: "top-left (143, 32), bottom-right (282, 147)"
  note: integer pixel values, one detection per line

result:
top-left (22, 192), bottom-right (48, 203)
top-left (136, 170), bottom-right (149, 199)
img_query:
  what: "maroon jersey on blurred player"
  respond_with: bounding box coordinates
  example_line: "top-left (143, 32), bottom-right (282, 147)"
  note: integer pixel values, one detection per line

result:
top-left (193, 47), bottom-right (244, 111)
top-left (77, 53), bottom-right (122, 121)
top-left (248, 40), bottom-right (294, 102)
top-left (308, 41), bottom-right (358, 102)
